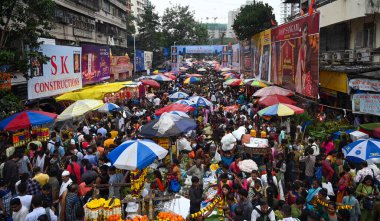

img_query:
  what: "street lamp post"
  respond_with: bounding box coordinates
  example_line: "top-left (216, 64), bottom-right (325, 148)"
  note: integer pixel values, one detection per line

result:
top-left (133, 34), bottom-right (136, 75)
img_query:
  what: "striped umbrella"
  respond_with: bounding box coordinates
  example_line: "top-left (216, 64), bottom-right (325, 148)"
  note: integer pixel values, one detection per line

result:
top-left (188, 96), bottom-right (213, 107)
top-left (169, 92), bottom-right (189, 100)
top-left (258, 103), bottom-right (304, 117)
top-left (97, 103), bottom-right (120, 113)
top-left (149, 75), bottom-right (172, 82)
top-left (343, 139), bottom-right (380, 163)
top-left (0, 110), bottom-right (57, 131)
top-left (184, 77), bottom-right (201, 84)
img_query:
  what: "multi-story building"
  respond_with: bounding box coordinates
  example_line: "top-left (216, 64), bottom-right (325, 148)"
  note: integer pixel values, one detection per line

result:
top-left (279, 2), bottom-right (299, 24)
top-left (52, 0), bottom-right (132, 48)
top-left (226, 9), bottom-right (239, 38)
top-left (131, 0), bottom-right (147, 32)
top-left (206, 23), bottom-right (227, 40)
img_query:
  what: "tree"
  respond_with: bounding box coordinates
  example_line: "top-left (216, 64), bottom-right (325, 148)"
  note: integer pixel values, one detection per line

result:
top-left (0, 0), bottom-right (55, 77)
top-left (232, 2), bottom-right (276, 40)
top-left (0, 90), bottom-right (23, 120)
top-left (137, 2), bottom-right (161, 51)
top-left (161, 5), bottom-right (208, 47)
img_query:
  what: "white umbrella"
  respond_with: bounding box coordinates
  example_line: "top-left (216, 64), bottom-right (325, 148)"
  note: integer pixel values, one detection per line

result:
top-left (57, 99), bottom-right (104, 121)
top-left (97, 103), bottom-right (120, 113)
top-left (221, 67), bottom-right (231, 72)
top-left (197, 68), bottom-right (207, 72)
top-left (188, 96), bottom-right (213, 107)
top-left (180, 67), bottom-right (188, 71)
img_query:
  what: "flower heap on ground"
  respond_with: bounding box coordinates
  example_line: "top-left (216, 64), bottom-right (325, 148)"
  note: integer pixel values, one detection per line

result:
top-left (85, 198), bottom-right (122, 221)
top-left (156, 211), bottom-right (184, 221)
top-left (131, 168), bottom-right (148, 198)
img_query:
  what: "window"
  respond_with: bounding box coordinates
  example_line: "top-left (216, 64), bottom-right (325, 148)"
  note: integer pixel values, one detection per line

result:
top-left (363, 23), bottom-right (375, 48)
top-left (102, 0), bottom-right (110, 12)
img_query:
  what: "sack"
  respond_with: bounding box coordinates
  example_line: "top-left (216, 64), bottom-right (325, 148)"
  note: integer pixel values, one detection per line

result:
top-left (169, 180), bottom-right (181, 193)
top-left (184, 176), bottom-right (192, 186)
top-left (214, 149), bottom-right (222, 162)
top-left (322, 182), bottom-right (335, 196)
top-left (363, 196), bottom-right (375, 210)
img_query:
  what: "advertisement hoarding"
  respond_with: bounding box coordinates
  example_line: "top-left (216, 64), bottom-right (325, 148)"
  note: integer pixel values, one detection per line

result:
top-left (352, 94), bottom-right (380, 116)
top-left (144, 51), bottom-right (153, 71)
top-left (111, 55), bottom-right (133, 80)
top-left (28, 45), bottom-right (82, 100)
top-left (81, 45), bottom-right (110, 85)
top-left (242, 39), bottom-right (252, 77)
top-left (135, 50), bottom-right (145, 72)
top-left (252, 29), bottom-right (271, 81)
top-left (232, 44), bottom-right (241, 73)
top-left (271, 13), bottom-right (320, 98)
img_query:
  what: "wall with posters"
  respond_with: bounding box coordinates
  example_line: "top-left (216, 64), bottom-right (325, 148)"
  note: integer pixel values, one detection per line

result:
top-left (81, 45), bottom-right (110, 85)
top-left (28, 45), bottom-right (82, 100)
top-left (241, 39), bottom-right (252, 77)
top-left (144, 51), bottom-right (153, 71)
top-left (352, 94), bottom-right (380, 116)
top-left (232, 44), bottom-right (241, 73)
top-left (110, 55), bottom-right (133, 81)
top-left (252, 30), bottom-right (271, 81)
top-left (135, 50), bottom-right (145, 72)
top-left (271, 13), bottom-right (320, 98)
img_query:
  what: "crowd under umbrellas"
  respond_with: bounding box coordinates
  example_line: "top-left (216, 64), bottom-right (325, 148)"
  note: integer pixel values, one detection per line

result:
top-left (0, 61), bottom-right (379, 221)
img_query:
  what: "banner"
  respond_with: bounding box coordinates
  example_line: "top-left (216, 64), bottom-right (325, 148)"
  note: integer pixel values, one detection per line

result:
top-left (0, 73), bottom-right (11, 90)
top-left (252, 30), bottom-right (271, 81)
top-left (171, 47), bottom-right (178, 71)
top-left (28, 45), bottom-right (82, 99)
top-left (111, 55), bottom-right (133, 80)
top-left (232, 44), bottom-right (241, 73)
top-left (81, 45), bottom-right (110, 85)
top-left (221, 45), bottom-right (232, 68)
top-left (349, 78), bottom-right (380, 92)
top-left (144, 51), bottom-right (153, 70)
top-left (242, 39), bottom-right (252, 77)
top-left (175, 45), bottom-right (224, 54)
top-left (135, 50), bottom-right (145, 72)
top-left (352, 94), bottom-right (380, 116)
top-left (271, 13), bottom-right (320, 98)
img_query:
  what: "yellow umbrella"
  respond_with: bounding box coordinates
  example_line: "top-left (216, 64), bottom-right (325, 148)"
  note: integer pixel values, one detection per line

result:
top-left (153, 70), bottom-right (159, 74)
top-left (57, 99), bottom-right (104, 121)
top-left (55, 81), bottom-right (134, 101)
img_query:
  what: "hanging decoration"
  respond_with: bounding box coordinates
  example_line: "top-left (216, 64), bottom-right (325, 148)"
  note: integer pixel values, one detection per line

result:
top-left (130, 168), bottom-right (148, 198)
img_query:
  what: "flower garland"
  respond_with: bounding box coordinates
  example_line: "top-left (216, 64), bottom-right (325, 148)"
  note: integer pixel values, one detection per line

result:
top-left (85, 198), bottom-right (122, 221)
top-left (315, 198), bottom-right (353, 210)
top-left (190, 196), bottom-right (221, 219)
top-left (131, 169), bottom-right (148, 198)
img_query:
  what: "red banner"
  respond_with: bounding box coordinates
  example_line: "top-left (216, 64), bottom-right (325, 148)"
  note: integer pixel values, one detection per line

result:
top-left (271, 13), bottom-right (320, 98)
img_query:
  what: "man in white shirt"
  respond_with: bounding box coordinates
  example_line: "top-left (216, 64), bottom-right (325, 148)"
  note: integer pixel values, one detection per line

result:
top-left (309, 138), bottom-right (320, 156)
top-left (251, 200), bottom-right (276, 221)
top-left (355, 161), bottom-right (380, 183)
top-left (11, 198), bottom-right (29, 221)
top-left (25, 195), bottom-right (57, 221)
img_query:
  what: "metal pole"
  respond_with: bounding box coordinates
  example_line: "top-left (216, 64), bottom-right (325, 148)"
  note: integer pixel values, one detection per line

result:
top-left (133, 34), bottom-right (136, 75)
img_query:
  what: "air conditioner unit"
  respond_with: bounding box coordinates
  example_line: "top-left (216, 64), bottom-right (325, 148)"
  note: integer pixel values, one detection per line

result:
top-left (320, 52), bottom-right (332, 64)
top-left (356, 48), bottom-right (372, 62)
top-left (344, 50), bottom-right (356, 63)
top-left (332, 51), bottom-right (344, 64)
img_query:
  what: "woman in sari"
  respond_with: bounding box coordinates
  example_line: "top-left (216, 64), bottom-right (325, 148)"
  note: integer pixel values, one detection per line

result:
top-left (306, 179), bottom-right (322, 211)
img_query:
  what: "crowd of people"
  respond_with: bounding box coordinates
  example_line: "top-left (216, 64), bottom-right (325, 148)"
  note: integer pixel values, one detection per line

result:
top-left (0, 61), bottom-right (379, 221)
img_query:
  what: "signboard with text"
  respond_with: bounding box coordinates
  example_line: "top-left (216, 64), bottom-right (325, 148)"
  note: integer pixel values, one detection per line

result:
top-left (135, 50), bottom-right (145, 72)
top-left (144, 51), bottom-right (153, 71)
top-left (28, 45), bottom-right (82, 99)
top-left (232, 44), bottom-right (240, 73)
top-left (81, 45), bottom-right (110, 85)
top-left (349, 78), bottom-right (380, 92)
top-left (352, 94), bottom-right (380, 116)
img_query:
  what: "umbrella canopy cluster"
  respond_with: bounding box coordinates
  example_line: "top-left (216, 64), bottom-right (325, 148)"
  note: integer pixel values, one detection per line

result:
top-left (254, 86), bottom-right (294, 97)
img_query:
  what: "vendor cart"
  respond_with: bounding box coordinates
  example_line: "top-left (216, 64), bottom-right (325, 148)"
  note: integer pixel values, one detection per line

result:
top-left (243, 138), bottom-right (271, 155)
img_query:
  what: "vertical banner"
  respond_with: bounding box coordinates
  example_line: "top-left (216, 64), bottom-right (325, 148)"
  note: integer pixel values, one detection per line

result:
top-left (135, 50), bottom-right (145, 72)
top-left (81, 45), bottom-right (110, 85)
top-left (144, 51), bottom-right (153, 71)
top-left (28, 45), bottom-right (82, 100)
top-left (222, 46), bottom-right (229, 67)
top-left (271, 13), bottom-right (320, 98)
top-left (232, 44), bottom-right (241, 73)
top-left (252, 29), bottom-right (271, 81)
top-left (242, 39), bottom-right (252, 77)
top-left (171, 46), bottom-right (178, 71)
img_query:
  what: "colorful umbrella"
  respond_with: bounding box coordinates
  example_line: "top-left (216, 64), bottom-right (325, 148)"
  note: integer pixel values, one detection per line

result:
top-left (174, 99), bottom-right (196, 106)
top-left (253, 86), bottom-right (294, 97)
top-left (343, 138), bottom-right (380, 163)
top-left (167, 111), bottom-right (190, 118)
top-left (155, 103), bottom-right (195, 116)
top-left (140, 113), bottom-right (197, 137)
top-left (149, 75), bottom-right (172, 82)
top-left (57, 99), bottom-right (104, 121)
top-left (258, 95), bottom-right (296, 107)
top-left (153, 70), bottom-right (159, 74)
top-left (249, 80), bottom-right (268, 88)
top-left (169, 92), bottom-right (189, 100)
top-left (0, 110), bottom-right (57, 131)
top-left (107, 139), bottom-right (168, 170)
top-left (186, 74), bottom-right (203, 77)
top-left (141, 79), bottom-right (160, 88)
top-left (184, 77), bottom-right (201, 84)
top-left (188, 96), bottom-right (213, 107)
top-left (97, 103), bottom-right (120, 113)
top-left (224, 74), bottom-right (237, 80)
top-left (224, 79), bottom-right (243, 86)
top-left (258, 103), bottom-right (304, 117)
top-left (162, 73), bottom-right (176, 80)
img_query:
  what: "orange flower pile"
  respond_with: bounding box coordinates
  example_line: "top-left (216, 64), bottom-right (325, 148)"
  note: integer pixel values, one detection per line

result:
top-left (107, 214), bottom-right (121, 221)
top-left (125, 215), bottom-right (148, 221)
top-left (156, 211), bottom-right (184, 221)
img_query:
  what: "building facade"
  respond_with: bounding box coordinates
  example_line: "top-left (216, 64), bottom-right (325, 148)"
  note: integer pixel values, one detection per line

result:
top-left (206, 23), bottom-right (227, 40)
top-left (131, 0), bottom-right (147, 32)
top-left (226, 9), bottom-right (238, 38)
top-left (52, 0), bottom-right (132, 48)
top-left (279, 3), bottom-right (299, 24)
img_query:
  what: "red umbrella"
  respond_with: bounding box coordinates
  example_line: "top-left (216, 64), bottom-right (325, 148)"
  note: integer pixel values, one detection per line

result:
top-left (258, 95), bottom-right (296, 107)
top-left (253, 86), bottom-right (294, 97)
top-left (141, 79), bottom-right (160, 88)
top-left (162, 73), bottom-right (176, 80)
top-left (224, 105), bottom-right (239, 113)
top-left (155, 103), bottom-right (195, 116)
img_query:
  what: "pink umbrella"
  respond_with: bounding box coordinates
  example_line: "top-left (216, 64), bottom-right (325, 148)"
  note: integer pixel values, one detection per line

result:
top-left (253, 86), bottom-right (294, 97)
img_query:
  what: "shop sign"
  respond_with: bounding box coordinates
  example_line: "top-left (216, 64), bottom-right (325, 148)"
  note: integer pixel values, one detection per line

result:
top-left (352, 94), bottom-right (380, 116)
top-left (349, 78), bottom-right (380, 92)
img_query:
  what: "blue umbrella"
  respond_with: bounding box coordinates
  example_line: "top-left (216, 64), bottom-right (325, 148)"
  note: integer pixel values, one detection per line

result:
top-left (343, 138), bottom-right (380, 163)
top-left (139, 114), bottom-right (197, 137)
top-left (174, 99), bottom-right (196, 106)
top-left (168, 111), bottom-right (190, 118)
top-left (169, 92), bottom-right (189, 100)
top-left (107, 139), bottom-right (168, 170)
top-left (97, 103), bottom-right (120, 113)
top-left (0, 110), bottom-right (57, 131)
top-left (149, 75), bottom-right (172, 82)
top-left (188, 96), bottom-right (213, 107)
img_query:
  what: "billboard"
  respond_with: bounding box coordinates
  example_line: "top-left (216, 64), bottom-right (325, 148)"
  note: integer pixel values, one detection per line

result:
top-left (242, 39), bottom-right (252, 77)
top-left (252, 29), bottom-right (271, 81)
top-left (135, 50), bottom-right (145, 72)
top-left (111, 55), bottom-right (133, 79)
top-left (271, 13), bottom-right (320, 98)
top-left (81, 45), bottom-right (110, 85)
top-left (352, 94), bottom-right (380, 116)
top-left (221, 45), bottom-right (232, 68)
top-left (232, 44), bottom-right (241, 72)
top-left (28, 45), bottom-right (82, 100)
top-left (144, 51), bottom-right (153, 71)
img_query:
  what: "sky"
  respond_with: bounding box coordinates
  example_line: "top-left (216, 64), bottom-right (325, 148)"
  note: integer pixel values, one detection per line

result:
top-left (149, 0), bottom-right (282, 24)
